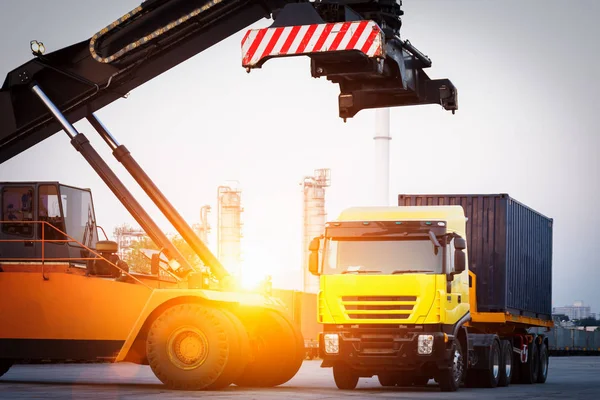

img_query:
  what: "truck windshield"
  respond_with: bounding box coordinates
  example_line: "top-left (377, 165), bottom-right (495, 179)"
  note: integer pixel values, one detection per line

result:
top-left (322, 238), bottom-right (443, 275)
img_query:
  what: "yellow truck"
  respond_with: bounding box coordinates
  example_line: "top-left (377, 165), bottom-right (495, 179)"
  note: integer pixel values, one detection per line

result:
top-left (308, 194), bottom-right (554, 392)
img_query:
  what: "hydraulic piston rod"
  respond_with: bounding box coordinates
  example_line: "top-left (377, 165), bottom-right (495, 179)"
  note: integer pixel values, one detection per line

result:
top-left (86, 113), bottom-right (229, 281)
top-left (31, 84), bottom-right (193, 276)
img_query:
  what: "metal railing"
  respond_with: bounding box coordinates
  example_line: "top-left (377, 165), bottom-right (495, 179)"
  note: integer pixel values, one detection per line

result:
top-left (0, 220), bottom-right (151, 287)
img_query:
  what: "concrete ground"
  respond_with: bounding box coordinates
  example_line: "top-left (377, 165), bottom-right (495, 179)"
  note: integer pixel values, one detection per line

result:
top-left (1, 357), bottom-right (599, 399)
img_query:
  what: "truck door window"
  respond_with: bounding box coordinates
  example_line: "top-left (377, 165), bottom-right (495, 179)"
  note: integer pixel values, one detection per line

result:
top-left (38, 184), bottom-right (66, 242)
top-left (1, 186), bottom-right (34, 237)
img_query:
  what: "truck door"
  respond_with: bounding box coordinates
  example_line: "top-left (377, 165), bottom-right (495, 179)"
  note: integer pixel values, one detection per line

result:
top-left (0, 184), bottom-right (36, 261)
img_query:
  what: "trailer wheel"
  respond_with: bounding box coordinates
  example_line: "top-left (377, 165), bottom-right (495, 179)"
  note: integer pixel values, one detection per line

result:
top-left (146, 303), bottom-right (237, 390)
top-left (498, 340), bottom-right (513, 387)
top-left (333, 362), bottom-right (359, 390)
top-left (438, 340), bottom-right (463, 392)
top-left (205, 309), bottom-right (250, 390)
top-left (0, 360), bottom-right (12, 378)
top-left (520, 338), bottom-right (539, 384)
top-left (233, 310), bottom-right (303, 387)
top-left (536, 341), bottom-right (549, 383)
top-left (377, 372), bottom-right (397, 387)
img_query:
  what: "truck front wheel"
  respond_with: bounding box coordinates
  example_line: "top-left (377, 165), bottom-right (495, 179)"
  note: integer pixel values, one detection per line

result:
top-left (333, 362), bottom-right (359, 390)
top-left (437, 340), bottom-right (463, 392)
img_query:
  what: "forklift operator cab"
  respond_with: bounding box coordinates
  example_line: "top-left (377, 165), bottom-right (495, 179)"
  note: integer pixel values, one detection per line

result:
top-left (0, 182), bottom-right (117, 273)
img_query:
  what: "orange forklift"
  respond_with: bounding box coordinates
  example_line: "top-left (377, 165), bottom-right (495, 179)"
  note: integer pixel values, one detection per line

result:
top-left (0, 0), bottom-right (457, 389)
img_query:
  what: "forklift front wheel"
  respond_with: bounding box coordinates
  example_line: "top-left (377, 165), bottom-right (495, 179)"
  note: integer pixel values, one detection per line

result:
top-left (146, 303), bottom-right (238, 390)
top-left (205, 309), bottom-right (250, 390)
top-left (234, 310), bottom-right (304, 387)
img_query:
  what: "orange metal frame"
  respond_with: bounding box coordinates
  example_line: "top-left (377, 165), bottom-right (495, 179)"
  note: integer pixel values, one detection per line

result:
top-left (467, 271), bottom-right (554, 329)
top-left (0, 220), bottom-right (151, 286)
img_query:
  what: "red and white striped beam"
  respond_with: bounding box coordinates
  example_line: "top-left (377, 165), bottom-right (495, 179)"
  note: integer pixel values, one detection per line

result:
top-left (242, 20), bottom-right (385, 68)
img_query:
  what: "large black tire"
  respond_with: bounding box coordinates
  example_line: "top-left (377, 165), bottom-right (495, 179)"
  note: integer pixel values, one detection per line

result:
top-left (234, 310), bottom-right (304, 387)
top-left (520, 338), bottom-right (539, 384)
top-left (205, 309), bottom-right (250, 390)
top-left (536, 341), bottom-right (549, 383)
top-left (437, 341), bottom-right (464, 392)
top-left (481, 339), bottom-right (501, 388)
top-left (396, 373), bottom-right (414, 387)
top-left (146, 303), bottom-right (239, 390)
top-left (333, 363), bottom-right (359, 390)
top-left (498, 340), bottom-right (513, 387)
top-left (378, 372), bottom-right (397, 387)
top-left (0, 360), bottom-right (12, 378)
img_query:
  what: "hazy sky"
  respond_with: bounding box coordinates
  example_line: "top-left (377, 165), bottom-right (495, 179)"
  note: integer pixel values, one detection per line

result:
top-left (1, 1), bottom-right (599, 312)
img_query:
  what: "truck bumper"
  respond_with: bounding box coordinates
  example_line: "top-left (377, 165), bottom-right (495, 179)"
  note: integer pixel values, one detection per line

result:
top-left (319, 325), bottom-right (453, 374)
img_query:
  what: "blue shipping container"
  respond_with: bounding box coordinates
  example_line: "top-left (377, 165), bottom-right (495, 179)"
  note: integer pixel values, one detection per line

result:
top-left (398, 194), bottom-right (553, 320)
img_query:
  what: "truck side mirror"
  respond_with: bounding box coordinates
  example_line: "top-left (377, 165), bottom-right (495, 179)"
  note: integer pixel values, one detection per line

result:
top-left (454, 249), bottom-right (466, 274)
top-left (308, 237), bottom-right (320, 276)
top-left (454, 237), bottom-right (466, 250)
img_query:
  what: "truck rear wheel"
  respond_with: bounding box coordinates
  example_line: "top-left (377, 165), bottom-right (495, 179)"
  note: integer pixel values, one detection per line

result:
top-left (519, 338), bottom-right (539, 384)
top-left (0, 360), bottom-right (12, 378)
top-left (146, 303), bottom-right (238, 390)
top-left (234, 310), bottom-right (303, 387)
top-left (333, 362), bottom-right (359, 390)
top-left (536, 341), bottom-right (549, 383)
top-left (498, 340), bottom-right (513, 387)
top-left (483, 339), bottom-right (501, 388)
top-left (437, 340), bottom-right (463, 392)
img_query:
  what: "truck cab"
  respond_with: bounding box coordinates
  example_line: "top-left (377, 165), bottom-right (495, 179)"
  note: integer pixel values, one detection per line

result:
top-left (308, 206), bottom-right (471, 391)
top-left (0, 182), bottom-right (99, 264)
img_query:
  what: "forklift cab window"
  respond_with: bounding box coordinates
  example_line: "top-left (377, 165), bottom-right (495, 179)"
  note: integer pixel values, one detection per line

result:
top-left (38, 184), bottom-right (65, 241)
top-left (59, 185), bottom-right (98, 249)
top-left (1, 186), bottom-right (34, 237)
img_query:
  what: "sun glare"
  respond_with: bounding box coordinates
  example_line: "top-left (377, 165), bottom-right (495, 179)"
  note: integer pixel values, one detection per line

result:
top-left (240, 269), bottom-right (270, 291)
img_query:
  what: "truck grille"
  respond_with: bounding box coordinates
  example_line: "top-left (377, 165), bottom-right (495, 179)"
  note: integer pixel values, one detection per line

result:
top-left (341, 296), bottom-right (418, 320)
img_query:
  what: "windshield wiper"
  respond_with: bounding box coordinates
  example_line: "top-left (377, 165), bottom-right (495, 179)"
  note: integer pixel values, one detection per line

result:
top-left (391, 269), bottom-right (434, 274)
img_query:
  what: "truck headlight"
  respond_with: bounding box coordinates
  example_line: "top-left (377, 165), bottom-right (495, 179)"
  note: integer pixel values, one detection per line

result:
top-left (324, 333), bottom-right (339, 354)
top-left (418, 334), bottom-right (434, 355)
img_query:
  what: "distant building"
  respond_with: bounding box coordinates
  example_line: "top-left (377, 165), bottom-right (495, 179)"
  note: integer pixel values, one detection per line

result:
top-left (113, 224), bottom-right (148, 259)
top-left (553, 301), bottom-right (594, 321)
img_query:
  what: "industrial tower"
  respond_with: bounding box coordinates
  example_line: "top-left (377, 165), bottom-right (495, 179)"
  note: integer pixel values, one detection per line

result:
top-left (192, 205), bottom-right (212, 245)
top-left (217, 184), bottom-right (243, 282)
top-left (301, 168), bottom-right (331, 293)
